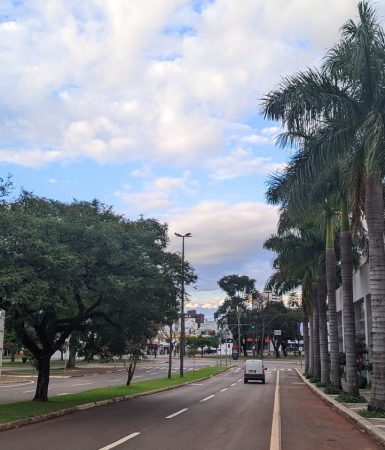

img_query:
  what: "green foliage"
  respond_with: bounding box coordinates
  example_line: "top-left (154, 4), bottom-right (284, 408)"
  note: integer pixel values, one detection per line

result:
top-left (323, 385), bottom-right (342, 395)
top-left (360, 409), bottom-right (385, 419)
top-left (336, 392), bottom-right (368, 403)
top-left (315, 381), bottom-right (328, 388)
top-left (309, 377), bottom-right (320, 383)
top-left (0, 193), bottom-right (196, 400)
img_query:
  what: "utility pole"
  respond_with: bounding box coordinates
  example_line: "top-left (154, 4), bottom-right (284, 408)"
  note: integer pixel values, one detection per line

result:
top-left (175, 232), bottom-right (191, 377)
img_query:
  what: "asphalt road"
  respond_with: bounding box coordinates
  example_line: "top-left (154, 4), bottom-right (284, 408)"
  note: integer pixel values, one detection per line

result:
top-left (0, 358), bottom-right (217, 404)
top-left (1, 360), bottom-right (382, 450)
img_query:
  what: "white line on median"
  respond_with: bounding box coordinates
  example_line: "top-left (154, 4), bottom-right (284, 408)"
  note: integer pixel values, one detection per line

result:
top-left (220, 388), bottom-right (228, 392)
top-left (230, 383), bottom-right (236, 387)
top-left (270, 370), bottom-right (281, 450)
top-left (99, 432), bottom-right (141, 450)
top-left (166, 408), bottom-right (188, 418)
top-left (200, 394), bottom-right (215, 402)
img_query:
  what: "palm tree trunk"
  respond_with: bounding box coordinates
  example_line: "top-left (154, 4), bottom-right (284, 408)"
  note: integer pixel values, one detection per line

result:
top-left (312, 282), bottom-right (320, 379)
top-left (303, 315), bottom-right (310, 374)
top-left (340, 199), bottom-right (359, 396)
top-left (366, 174), bottom-right (385, 411)
top-left (308, 316), bottom-right (313, 375)
top-left (325, 216), bottom-right (341, 389)
top-left (318, 275), bottom-right (330, 385)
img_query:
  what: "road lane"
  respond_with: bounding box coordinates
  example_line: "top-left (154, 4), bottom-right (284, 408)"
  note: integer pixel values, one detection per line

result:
top-left (125, 367), bottom-right (275, 450)
top-left (0, 366), bottom-right (274, 450)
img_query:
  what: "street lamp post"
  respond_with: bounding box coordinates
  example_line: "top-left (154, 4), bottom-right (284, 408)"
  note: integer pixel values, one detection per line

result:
top-left (175, 232), bottom-right (191, 377)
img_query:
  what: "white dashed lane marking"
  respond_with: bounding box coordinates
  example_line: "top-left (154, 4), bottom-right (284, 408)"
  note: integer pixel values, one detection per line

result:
top-left (166, 408), bottom-right (188, 419)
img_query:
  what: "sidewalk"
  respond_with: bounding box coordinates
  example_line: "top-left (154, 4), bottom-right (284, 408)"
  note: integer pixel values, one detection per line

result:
top-left (296, 369), bottom-right (385, 447)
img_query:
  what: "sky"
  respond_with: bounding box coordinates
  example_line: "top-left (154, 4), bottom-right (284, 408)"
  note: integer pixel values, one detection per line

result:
top-left (1, 0), bottom-right (384, 318)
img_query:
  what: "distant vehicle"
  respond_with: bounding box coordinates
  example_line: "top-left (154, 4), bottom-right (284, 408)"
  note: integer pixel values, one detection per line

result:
top-left (244, 359), bottom-right (266, 384)
top-left (204, 347), bottom-right (217, 354)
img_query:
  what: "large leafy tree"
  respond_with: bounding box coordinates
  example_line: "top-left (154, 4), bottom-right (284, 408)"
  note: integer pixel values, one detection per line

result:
top-left (0, 193), bottom-right (178, 401)
top-left (216, 275), bottom-right (256, 356)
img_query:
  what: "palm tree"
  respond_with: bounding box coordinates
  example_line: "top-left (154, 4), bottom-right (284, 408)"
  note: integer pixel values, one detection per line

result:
top-left (264, 219), bottom-right (324, 376)
top-left (262, 2), bottom-right (385, 409)
top-left (266, 152), bottom-right (342, 387)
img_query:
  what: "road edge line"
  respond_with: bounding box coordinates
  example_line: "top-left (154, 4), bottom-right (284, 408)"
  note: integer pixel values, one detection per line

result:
top-left (295, 369), bottom-right (385, 448)
top-left (270, 369), bottom-right (281, 450)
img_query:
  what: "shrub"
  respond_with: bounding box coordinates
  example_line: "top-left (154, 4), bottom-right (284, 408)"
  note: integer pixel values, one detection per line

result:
top-left (324, 385), bottom-right (342, 395)
top-left (336, 392), bottom-right (368, 403)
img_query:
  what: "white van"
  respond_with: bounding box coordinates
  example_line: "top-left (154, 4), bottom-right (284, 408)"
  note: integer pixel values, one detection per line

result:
top-left (244, 359), bottom-right (266, 384)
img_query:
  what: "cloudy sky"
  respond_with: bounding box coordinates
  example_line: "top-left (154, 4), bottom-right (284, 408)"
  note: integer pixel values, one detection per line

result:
top-left (1, 0), bottom-right (383, 316)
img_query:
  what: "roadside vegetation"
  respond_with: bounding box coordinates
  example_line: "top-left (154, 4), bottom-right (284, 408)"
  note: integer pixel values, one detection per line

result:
top-left (260, 1), bottom-right (385, 413)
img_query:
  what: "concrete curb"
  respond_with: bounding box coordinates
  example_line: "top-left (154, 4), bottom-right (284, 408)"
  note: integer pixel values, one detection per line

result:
top-left (0, 365), bottom-right (233, 432)
top-left (295, 369), bottom-right (385, 447)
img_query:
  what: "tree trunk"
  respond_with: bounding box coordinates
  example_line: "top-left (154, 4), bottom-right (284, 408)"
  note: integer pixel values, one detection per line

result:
top-left (168, 343), bottom-right (173, 379)
top-left (303, 315), bottom-right (310, 374)
top-left (325, 216), bottom-right (341, 389)
top-left (318, 275), bottom-right (330, 385)
top-left (34, 352), bottom-right (52, 402)
top-left (272, 339), bottom-right (280, 358)
top-left (66, 349), bottom-right (76, 369)
top-left (341, 200), bottom-right (359, 396)
top-left (366, 174), bottom-right (385, 411)
top-left (312, 282), bottom-right (321, 379)
top-left (126, 361), bottom-right (137, 386)
top-left (308, 315), bottom-right (313, 376)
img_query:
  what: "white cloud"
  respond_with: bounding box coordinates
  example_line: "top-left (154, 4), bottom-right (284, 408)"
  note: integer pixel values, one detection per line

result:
top-left (115, 171), bottom-right (198, 213)
top-left (168, 200), bottom-right (278, 264)
top-left (0, 1), bottom-right (379, 167)
top-left (208, 148), bottom-right (282, 180)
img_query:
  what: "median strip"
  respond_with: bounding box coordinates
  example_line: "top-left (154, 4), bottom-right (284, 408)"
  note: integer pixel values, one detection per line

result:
top-left (0, 365), bottom-right (230, 431)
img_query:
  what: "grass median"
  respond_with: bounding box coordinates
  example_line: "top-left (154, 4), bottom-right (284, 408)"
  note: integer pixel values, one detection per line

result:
top-left (0, 365), bottom-right (229, 425)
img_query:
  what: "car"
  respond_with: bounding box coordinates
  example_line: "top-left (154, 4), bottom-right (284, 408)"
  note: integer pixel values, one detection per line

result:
top-left (244, 359), bottom-right (267, 384)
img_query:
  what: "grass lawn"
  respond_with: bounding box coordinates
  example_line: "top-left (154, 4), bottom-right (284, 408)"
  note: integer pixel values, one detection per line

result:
top-left (0, 365), bottom-right (228, 425)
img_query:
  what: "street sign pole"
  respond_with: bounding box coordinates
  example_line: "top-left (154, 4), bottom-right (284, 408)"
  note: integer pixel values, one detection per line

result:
top-left (0, 310), bottom-right (5, 378)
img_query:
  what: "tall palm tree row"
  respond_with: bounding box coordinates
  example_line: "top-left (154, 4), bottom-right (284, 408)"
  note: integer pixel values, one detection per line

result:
top-left (261, 2), bottom-right (385, 409)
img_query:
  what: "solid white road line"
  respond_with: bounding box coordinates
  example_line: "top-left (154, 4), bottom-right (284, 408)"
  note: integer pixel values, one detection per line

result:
top-left (0, 380), bottom-right (34, 389)
top-left (270, 370), bottom-right (281, 450)
top-left (99, 432), bottom-right (141, 450)
top-left (72, 383), bottom-right (93, 387)
top-left (22, 390), bottom-right (36, 393)
top-left (110, 379), bottom-right (124, 382)
top-left (200, 394), bottom-right (215, 402)
top-left (220, 388), bottom-right (228, 392)
top-left (56, 393), bottom-right (72, 396)
top-left (190, 383), bottom-right (203, 386)
top-left (166, 408), bottom-right (188, 419)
